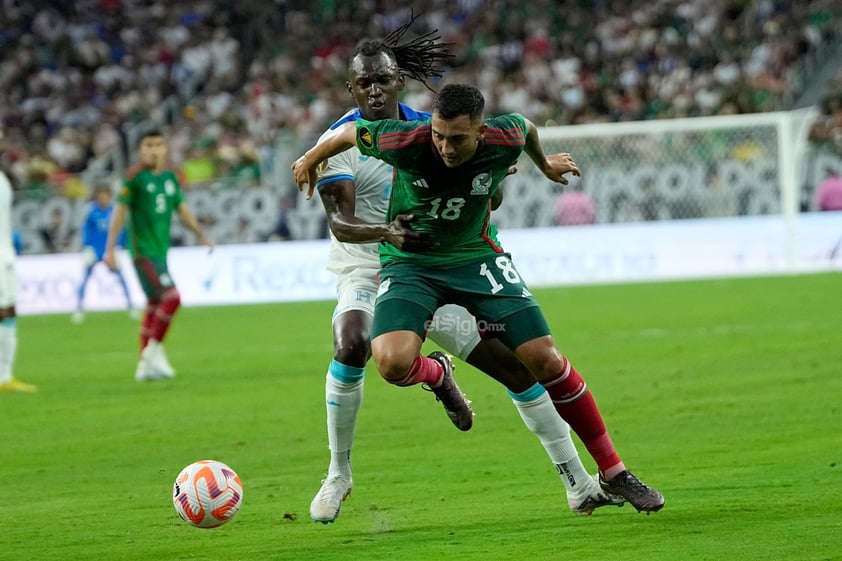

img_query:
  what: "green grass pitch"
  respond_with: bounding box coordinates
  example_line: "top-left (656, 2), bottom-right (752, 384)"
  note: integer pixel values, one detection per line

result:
top-left (1, 273), bottom-right (840, 561)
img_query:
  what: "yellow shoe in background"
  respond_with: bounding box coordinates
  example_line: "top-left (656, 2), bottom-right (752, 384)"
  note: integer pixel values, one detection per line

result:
top-left (0, 378), bottom-right (38, 393)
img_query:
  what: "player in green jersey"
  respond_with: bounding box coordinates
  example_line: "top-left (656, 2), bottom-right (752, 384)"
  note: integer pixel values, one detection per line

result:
top-left (305, 20), bottom-right (634, 522)
top-left (104, 130), bottom-right (213, 381)
top-left (294, 83), bottom-right (664, 513)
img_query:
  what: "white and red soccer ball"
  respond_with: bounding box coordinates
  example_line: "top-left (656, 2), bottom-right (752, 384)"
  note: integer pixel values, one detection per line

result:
top-left (172, 460), bottom-right (243, 528)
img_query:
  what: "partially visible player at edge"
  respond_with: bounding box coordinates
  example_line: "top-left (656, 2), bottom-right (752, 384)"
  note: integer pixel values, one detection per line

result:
top-left (294, 83), bottom-right (665, 515)
top-left (301, 16), bottom-right (652, 523)
top-left (104, 130), bottom-right (213, 381)
top-left (0, 126), bottom-right (36, 393)
top-left (73, 183), bottom-right (136, 324)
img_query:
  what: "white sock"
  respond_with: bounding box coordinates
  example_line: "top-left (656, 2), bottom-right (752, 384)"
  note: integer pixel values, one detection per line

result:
top-left (510, 384), bottom-right (591, 495)
top-left (0, 318), bottom-right (17, 383)
top-left (325, 360), bottom-right (365, 479)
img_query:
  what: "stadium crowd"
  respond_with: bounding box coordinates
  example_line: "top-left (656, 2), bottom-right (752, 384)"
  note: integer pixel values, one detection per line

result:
top-left (1, 0), bottom-right (840, 251)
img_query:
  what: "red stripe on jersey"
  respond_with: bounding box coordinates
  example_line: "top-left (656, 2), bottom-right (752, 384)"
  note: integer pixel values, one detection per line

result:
top-left (378, 126), bottom-right (431, 150)
top-left (480, 200), bottom-right (504, 252)
top-left (483, 127), bottom-right (525, 146)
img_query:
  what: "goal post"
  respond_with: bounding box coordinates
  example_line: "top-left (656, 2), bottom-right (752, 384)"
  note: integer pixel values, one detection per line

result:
top-left (493, 108), bottom-right (820, 270)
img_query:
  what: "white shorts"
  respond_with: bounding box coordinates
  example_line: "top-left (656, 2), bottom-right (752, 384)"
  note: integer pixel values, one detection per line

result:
top-left (0, 254), bottom-right (17, 308)
top-left (333, 269), bottom-right (481, 360)
top-left (333, 267), bottom-right (379, 321)
top-left (426, 305), bottom-right (482, 362)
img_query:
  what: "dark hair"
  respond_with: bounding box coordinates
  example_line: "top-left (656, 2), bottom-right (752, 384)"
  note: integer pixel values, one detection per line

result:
top-left (433, 83), bottom-right (485, 121)
top-left (352, 10), bottom-right (453, 92)
top-left (140, 129), bottom-right (164, 141)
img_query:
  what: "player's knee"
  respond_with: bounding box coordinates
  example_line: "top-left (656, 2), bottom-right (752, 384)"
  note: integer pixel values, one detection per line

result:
top-left (371, 344), bottom-right (415, 382)
top-left (158, 288), bottom-right (181, 313)
top-left (373, 351), bottom-right (409, 381)
top-left (516, 337), bottom-right (565, 381)
top-left (372, 331), bottom-right (422, 382)
top-left (333, 333), bottom-right (371, 367)
top-left (165, 288), bottom-right (181, 305)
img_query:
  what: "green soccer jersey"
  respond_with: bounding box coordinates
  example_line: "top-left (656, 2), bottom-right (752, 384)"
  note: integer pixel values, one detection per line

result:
top-left (355, 113), bottom-right (527, 267)
top-left (118, 168), bottom-right (184, 260)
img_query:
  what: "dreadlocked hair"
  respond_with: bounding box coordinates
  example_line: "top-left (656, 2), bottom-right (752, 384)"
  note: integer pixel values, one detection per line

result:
top-left (354, 10), bottom-right (454, 92)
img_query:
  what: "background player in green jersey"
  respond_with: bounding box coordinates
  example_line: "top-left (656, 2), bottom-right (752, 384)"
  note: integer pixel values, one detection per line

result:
top-left (294, 84), bottom-right (664, 513)
top-left (104, 130), bottom-right (213, 381)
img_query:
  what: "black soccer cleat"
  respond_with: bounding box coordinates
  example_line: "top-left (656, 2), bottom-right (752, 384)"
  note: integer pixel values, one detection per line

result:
top-left (599, 470), bottom-right (665, 513)
top-left (424, 351), bottom-right (474, 431)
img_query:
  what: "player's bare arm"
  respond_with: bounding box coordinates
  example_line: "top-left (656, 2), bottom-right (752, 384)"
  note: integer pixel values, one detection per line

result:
top-left (292, 122), bottom-right (357, 199)
top-left (319, 179), bottom-right (435, 252)
top-left (176, 204), bottom-right (214, 252)
top-left (103, 202), bottom-right (128, 269)
top-left (521, 117), bottom-right (581, 185)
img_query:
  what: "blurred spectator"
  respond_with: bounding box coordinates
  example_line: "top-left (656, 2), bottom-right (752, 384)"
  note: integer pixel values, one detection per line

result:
top-left (180, 137), bottom-right (218, 187)
top-left (226, 141), bottom-right (261, 186)
top-left (21, 155), bottom-right (58, 198)
top-left (39, 207), bottom-right (74, 253)
top-left (555, 186), bottom-right (596, 226)
top-left (267, 196), bottom-right (293, 242)
top-left (814, 169), bottom-right (842, 211)
top-left (809, 71), bottom-right (842, 157)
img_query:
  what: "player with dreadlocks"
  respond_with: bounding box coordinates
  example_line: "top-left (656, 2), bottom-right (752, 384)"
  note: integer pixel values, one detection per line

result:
top-left (305, 14), bottom-right (632, 524)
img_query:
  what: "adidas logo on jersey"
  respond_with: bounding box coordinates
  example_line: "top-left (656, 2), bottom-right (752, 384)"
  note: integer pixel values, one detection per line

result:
top-left (412, 178), bottom-right (429, 189)
top-left (377, 278), bottom-right (391, 297)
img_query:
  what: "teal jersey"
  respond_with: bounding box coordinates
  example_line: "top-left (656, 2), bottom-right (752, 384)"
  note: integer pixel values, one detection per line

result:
top-left (355, 114), bottom-right (527, 267)
top-left (118, 168), bottom-right (184, 260)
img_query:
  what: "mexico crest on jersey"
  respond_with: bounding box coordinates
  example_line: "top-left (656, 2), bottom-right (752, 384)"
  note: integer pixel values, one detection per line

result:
top-left (470, 172), bottom-right (492, 195)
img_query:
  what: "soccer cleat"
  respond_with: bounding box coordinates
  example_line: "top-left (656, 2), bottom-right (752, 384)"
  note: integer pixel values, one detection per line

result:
top-left (0, 377), bottom-right (38, 393)
top-left (135, 346), bottom-right (174, 382)
top-left (424, 351), bottom-right (474, 431)
top-left (71, 311), bottom-right (84, 324)
top-left (599, 470), bottom-right (664, 513)
top-left (568, 475), bottom-right (626, 516)
top-left (135, 357), bottom-right (164, 381)
top-left (144, 340), bottom-right (176, 378)
top-left (309, 474), bottom-right (353, 524)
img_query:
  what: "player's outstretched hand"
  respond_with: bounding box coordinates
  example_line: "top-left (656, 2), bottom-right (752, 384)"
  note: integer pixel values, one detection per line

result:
top-left (103, 247), bottom-right (118, 270)
top-left (201, 236), bottom-right (215, 254)
top-left (386, 214), bottom-right (436, 252)
top-left (291, 154), bottom-right (319, 200)
top-left (542, 153), bottom-right (581, 185)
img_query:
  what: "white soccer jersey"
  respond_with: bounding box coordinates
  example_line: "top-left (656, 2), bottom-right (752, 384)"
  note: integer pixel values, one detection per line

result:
top-left (0, 171), bottom-right (14, 258)
top-left (315, 104), bottom-right (430, 276)
top-left (316, 140), bottom-right (393, 275)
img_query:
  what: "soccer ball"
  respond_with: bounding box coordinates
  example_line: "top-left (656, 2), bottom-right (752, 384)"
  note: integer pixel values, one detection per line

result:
top-left (172, 460), bottom-right (243, 528)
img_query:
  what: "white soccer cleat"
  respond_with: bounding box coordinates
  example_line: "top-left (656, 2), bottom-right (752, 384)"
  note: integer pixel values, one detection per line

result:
top-left (71, 311), bottom-right (84, 324)
top-left (568, 474), bottom-right (626, 516)
top-left (135, 357), bottom-right (159, 381)
top-left (136, 342), bottom-right (174, 381)
top-left (145, 340), bottom-right (176, 378)
top-left (309, 474), bottom-right (352, 524)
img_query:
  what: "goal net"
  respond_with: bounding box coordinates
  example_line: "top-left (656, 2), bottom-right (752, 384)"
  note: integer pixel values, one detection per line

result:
top-left (492, 109), bottom-right (817, 231)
